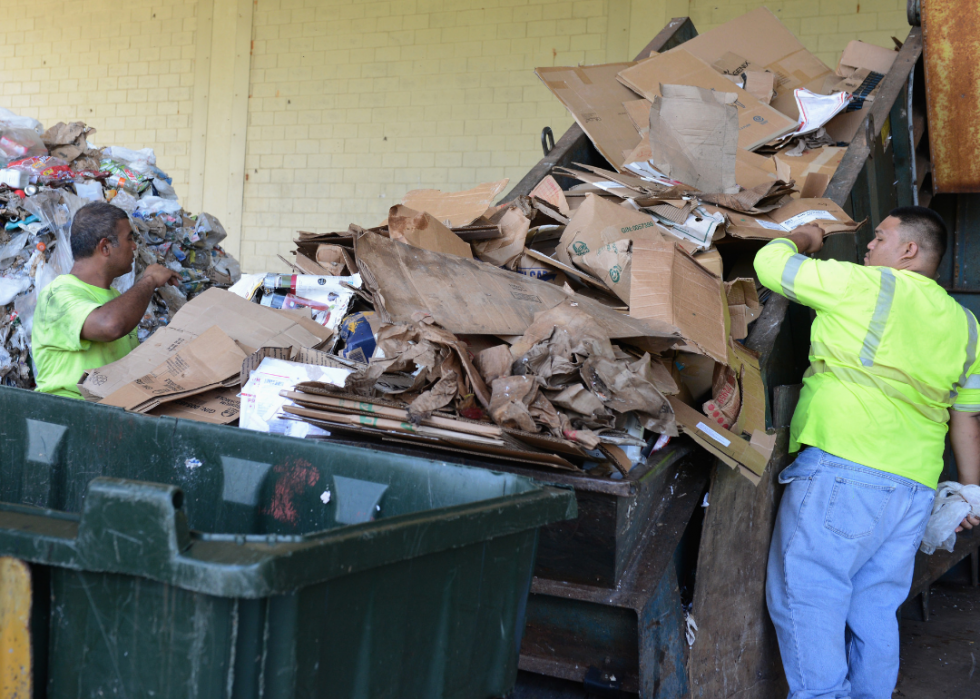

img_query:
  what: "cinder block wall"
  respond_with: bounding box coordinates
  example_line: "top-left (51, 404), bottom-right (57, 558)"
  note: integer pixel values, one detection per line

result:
top-left (0, 0), bottom-right (198, 195)
top-left (0, 0), bottom-right (911, 272)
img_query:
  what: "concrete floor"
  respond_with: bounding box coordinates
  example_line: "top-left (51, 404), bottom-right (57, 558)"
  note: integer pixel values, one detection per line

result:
top-left (509, 564), bottom-right (980, 698)
top-left (895, 568), bottom-right (980, 697)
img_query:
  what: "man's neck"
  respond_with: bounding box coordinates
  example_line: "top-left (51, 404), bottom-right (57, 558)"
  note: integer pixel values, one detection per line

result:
top-left (69, 260), bottom-right (114, 289)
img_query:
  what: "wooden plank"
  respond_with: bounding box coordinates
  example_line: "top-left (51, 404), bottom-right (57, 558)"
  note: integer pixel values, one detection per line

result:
top-left (688, 431), bottom-right (793, 699)
top-left (501, 17), bottom-right (699, 203)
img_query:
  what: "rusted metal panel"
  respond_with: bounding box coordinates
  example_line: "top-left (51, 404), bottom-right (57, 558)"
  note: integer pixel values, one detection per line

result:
top-left (0, 558), bottom-right (31, 699)
top-left (923, 0), bottom-right (980, 192)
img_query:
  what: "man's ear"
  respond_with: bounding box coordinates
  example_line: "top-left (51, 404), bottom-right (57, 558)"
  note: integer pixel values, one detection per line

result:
top-left (901, 239), bottom-right (919, 261)
top-left (98, 238), bottom-right (112, 257)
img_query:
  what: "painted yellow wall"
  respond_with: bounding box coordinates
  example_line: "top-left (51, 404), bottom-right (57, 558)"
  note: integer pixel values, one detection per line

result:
top-left (0, 0), bottom-right (911, 272)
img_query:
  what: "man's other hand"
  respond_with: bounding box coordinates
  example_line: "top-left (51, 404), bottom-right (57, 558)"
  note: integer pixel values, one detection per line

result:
top-left (955, 514), bottom-right (980, 533)
top-left (144, 264), bottom-right (181, 288)
top-left (786, 224), bottom-right (826, 255)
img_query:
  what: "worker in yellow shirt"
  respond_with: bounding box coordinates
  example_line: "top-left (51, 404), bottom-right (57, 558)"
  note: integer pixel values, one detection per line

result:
top-left (32, 202), bottom-right (179, 399)
top-left (754, 206), bottom-right (980, 699)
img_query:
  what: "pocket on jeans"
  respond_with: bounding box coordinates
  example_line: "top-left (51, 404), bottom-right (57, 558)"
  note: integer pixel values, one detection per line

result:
top-left (824, 476), bottom-right (895, 539)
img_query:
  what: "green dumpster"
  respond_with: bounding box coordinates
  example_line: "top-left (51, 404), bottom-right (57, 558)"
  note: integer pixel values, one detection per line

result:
top-left (0, 385), bottom-right (576, 698)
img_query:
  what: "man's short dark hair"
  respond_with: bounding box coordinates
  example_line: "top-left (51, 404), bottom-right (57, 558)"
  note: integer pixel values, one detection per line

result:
top-left (70, 202), bottom-right (130, 259)
top-left (888, 206), bottom-right (948, 264)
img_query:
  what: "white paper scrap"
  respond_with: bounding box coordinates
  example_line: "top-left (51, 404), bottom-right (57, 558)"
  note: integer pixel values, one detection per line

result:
top-left (779, 210), bottom-right (837, 230)
top-left (240, 357), bottom-right (351, 438)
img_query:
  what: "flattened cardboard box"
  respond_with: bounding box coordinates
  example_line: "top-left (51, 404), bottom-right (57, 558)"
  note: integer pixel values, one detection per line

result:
top-left (100, 326), bottom-right (246, 413)
top-left (669, 396), bottom-right (769, 478)
top-left (708, 198), bottom-right (860, 240)
top-left (80, 288), bottom-right (326, 401)
top-left (354, 231), bottom-right (682, 355)
top-left (774, 146), bottom-right (846, 200)
top-left (617, 48), bottom-right (797, 151)
top-left (535, 62), bottom-right (641, 171)
top-left (630, 235), bottom-right (729, 364)
top-left (648, 85), bottom-right (739, 194)
top-left (400, 179), bottom-right (509, 228)
top-left (676, 7), bottom-right (835, 121)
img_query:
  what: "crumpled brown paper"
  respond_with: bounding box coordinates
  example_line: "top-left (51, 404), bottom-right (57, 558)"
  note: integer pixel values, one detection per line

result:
top-left (41, 121), bottom-right (100, 170)
top-left (472, 205), bottom-right (530, 269)
top-left (347, 312), bottom-right (489, 418)
top-left (501, 299), bottom-right (678, 438)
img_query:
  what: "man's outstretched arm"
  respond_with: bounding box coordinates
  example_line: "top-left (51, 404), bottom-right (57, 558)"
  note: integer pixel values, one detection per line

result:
top-left (949, 409), bottom-right (980, 531)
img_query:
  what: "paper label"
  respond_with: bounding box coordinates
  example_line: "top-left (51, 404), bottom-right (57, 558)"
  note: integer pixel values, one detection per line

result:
top-left (779, 209), bottom-right (837, 230)
top-left (756, 220), bottom-right (787, 231)
top-left (696, 422), bottom-right (732, 447)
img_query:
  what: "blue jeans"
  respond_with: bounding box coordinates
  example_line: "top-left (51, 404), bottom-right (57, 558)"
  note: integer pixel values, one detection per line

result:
top-left (766, 448), bottom-right (935, 699)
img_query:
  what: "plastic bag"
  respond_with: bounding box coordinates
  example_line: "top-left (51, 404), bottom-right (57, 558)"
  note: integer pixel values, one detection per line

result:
top-left (919, 482), bottom-right (980, 554)
top-left (102, 146), bottom-right (156, 173)
top-left (0, 274), bottom-right (31, 305)
top-left (8, 155), bottom-right (73, 183)
top-left (0, 129), bottom-right (48, 164)
top-left (0, 108), bottom-right (43, 134)
top-left (135, 195), bottom-right (181, 217)
top-left (22, 189), bottom-right (87, 278)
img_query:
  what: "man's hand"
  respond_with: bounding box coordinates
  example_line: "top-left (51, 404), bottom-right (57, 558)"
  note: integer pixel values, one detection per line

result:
top-left (956, 514), bottom-right (980, 533)
top-left (143, 264), bottom-right (181, 289)
top-left (785, 224), bottom-right (826, 255)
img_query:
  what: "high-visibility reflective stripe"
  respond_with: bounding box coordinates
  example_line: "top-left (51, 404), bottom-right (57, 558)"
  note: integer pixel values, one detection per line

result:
top-left (767, 238), bottom-right (797, 252)
top-left (953, 404), bottom-right (980, 412)
top-left (806, 360), bottom-right (949, 423)
top-left (809, 341), bottom-right (950, 404)
top-left (954, 308), bottom-right (979, 393)
top-left (780, 253), bottom-right (807, 303)
top-left (859, 268), bottom-right (896, 367)
top-left (963, 375), bottom-right (980, 390)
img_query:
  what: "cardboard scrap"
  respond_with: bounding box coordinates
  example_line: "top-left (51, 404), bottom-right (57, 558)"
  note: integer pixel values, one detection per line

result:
top-left (728, 340), bottom-right (766, 437)
top-left (698, 179), bottom-right (795, 214)
top-left (630, 236), bottom-right (729, 365)
top-left (648, 84), bottom-right (740, 194)
top-left (774, 146), bottom-right (846, 200)
top-left (725, 279), bottom-right (762, 341)
top-left (617, 48), bottom-right (797, 151)
top-left (503, 300), bottom-right (677, 437)
top-left (528, 175), bottom-right (570, 217)
top-left (723, 69), bottom-right (776, 105)
top-left (472, 205), bottom-right (530, 269)
top-left (148, 386), bottom-right (241, 424)
top-left (678, 7), bottom-right (835, 122)
top-left (557, 193), bottom-right (666, 303)
top-left (80, 288), bottom-right (326, 401)
top-left (535, 62), bottom-right (642, 171)
top-left (353, 231), bottom-right (682, 355)
top-left (823, 41), bottom-right (898, 143)
top-left (837, 40), bottom-right (898, 78)
top-left (387, 204), bottom-right (473, 259)
top-left (345, 312), bottom-right (491, 417)
top-left (711, 197), bottom-right (861, 240)
top-left (669, 396), bottom-right (769, 479)
top-left (99, 326), bottom-right (246, 413)
top-left (401, 179), bottom-right (509, 228)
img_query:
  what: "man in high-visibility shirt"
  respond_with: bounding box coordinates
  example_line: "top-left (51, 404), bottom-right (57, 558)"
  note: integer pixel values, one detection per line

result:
top-left (754, 206), bottom-right (980, 699)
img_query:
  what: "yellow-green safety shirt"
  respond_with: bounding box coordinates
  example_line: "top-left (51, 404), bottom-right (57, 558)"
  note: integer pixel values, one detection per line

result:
top-left (33, 274), bottom-right (138, 399)
top-left (754, 238), bottom-right (980, 488)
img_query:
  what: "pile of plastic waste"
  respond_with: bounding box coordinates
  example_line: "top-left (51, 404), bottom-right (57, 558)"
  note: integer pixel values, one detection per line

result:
top-left (0, 107), bottom-right (240, 388)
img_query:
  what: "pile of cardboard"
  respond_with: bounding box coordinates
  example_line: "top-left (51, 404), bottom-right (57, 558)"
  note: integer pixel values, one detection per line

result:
top-left (74, 10), bottom-right (902, 483)
top-left (0, 110), bottom-right (240, 389)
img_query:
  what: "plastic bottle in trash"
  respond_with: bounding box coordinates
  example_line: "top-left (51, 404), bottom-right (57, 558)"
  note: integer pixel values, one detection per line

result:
top-left (106, 175), bottom-right (138, 194)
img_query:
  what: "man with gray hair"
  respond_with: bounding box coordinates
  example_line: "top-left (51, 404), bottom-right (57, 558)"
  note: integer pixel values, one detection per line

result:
top-left (32, 202), bottom-right (179, 399)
